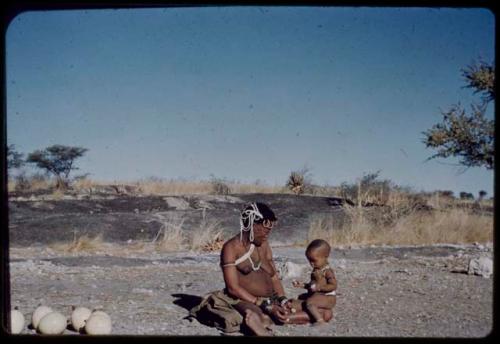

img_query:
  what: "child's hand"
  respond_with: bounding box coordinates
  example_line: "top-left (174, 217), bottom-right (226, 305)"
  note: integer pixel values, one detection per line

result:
top-left (281, 299), bottom-right (297, 314)
top-left (292, 280), bottom-right (304, 288)
top-left (307, 283), bottom-right (318, 292)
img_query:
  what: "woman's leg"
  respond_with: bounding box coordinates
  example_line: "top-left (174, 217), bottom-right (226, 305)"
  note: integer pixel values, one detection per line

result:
top-left (233, 301), bottom-right (273, 336)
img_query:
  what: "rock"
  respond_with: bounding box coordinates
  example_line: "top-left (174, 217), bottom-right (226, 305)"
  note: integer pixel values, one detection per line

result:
top-left (336, 259), bottom-right (347, 270)
top-left (190, 199), bottom-right (214, 210)
top-left (277, 261), bottom-right (307, 279)
top-left (163, 197), bottom-right (191, 210)
top-left (468, 257), bottom-right (493, 278)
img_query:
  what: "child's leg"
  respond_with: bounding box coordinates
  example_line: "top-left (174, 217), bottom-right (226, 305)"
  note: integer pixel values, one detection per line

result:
top-left (304, 294), bottom-right (336, 325)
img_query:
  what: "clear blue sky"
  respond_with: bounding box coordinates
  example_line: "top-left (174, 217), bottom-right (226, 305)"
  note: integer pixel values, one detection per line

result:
top-left (6, 6), bottom-right (495, 196)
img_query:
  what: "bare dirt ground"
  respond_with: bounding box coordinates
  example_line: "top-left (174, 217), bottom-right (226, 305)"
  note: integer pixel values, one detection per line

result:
top-left (9, 243), bottom-right (493, 337)
top-left (7, 193), bottom-right (494, 337)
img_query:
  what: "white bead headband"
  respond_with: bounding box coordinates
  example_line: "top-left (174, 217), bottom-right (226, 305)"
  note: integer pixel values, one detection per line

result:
top-left (240, 202), bottom-right (263, 242)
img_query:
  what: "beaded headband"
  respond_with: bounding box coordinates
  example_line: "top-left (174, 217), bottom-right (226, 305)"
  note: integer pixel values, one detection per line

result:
top-left (240, 202), bottom-right (263, 242)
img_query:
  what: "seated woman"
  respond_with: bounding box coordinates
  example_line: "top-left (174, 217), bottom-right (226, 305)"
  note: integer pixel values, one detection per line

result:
top-left (191, 202), bottom-right (332, 335)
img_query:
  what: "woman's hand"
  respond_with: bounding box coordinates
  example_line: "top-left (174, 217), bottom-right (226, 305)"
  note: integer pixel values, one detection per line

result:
top-left (267, 304), bottom-right (290, 324)
top-left (292, 280), bottom-right (305, 288)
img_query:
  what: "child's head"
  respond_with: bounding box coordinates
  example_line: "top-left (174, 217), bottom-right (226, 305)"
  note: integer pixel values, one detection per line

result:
top-left (305, 239), bottom-right (331, 269)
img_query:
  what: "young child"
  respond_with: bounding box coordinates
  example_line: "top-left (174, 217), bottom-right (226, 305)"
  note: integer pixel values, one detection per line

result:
top-left (290, 239), bottom-right (337, 326)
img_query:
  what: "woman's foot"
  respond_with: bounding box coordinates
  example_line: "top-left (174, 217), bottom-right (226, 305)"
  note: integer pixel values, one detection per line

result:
top-left (244, 309), bottom-right (273, 336)
top-left (261, 313), bottom-right (274, 330)
top-left (311, 319), bottom-right (327, 327)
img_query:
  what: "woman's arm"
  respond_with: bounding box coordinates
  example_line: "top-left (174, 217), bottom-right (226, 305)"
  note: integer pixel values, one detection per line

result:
top-left (264, 243), bottom-right (286, 298)
top-left (220, 242), bottom-right (260, 304)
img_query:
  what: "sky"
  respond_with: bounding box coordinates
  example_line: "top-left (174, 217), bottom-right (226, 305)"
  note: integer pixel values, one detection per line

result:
top-left (6, 6), bottom-right (495, 196)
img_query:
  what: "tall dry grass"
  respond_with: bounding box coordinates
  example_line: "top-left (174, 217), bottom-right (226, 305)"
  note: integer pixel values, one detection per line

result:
top-left (190, 212), bottom-right (225, 252)
top-left (149, 212), bottom-right (226, 252)
top-left (150, 213), bottom-right (187, 252)
top-left (135, 179), bottom-right (212, 195)
top-left (120, 178), bottom-right (284, 195)
top-left (308, 205), bottom-right (493, 247)
top-left (50, 232), bottom-right (105, 253)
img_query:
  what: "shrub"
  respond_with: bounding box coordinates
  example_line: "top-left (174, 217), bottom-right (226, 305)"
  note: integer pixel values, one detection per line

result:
top-left (190, 214), bottom-right (224, 252)
top-left (286, 167), bottom-right (312, 195)
top-left (339, 171), bottom-right (402, 206)
top-left (210, 176), bottom-right (231, 195)
top-left (459, 192), bottom-right (475, 200)
top-left (150, 213), bottom-right (186, 251)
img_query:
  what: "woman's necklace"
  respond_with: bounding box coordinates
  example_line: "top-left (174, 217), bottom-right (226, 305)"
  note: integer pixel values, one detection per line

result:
top-left (250, 246), bottom-right (261, 271)
top-left (242, 241), bottom-right (261, 271)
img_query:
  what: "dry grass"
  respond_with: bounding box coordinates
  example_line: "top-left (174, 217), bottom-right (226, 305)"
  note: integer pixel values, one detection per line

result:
top-left (308, 206), bottom-right (493, 247)
top-left (72, 177), bottom-right (100, 191)
top-left (150, 213), bottom-right (187, 252)
top-left (50, 232), bottom-right (105, 253)
top-left (190, 213), bottom-right (225, 252)
top-left (229, 183), bottom-right (285, 194)
top-left (138, 180), bottom-right (285, 195)
top-left (135, 179), bottom-right (212, 195)
top-left (7, 180), bottom-right (16, 193)
top-left (150, 211), bottom-right (226, 252)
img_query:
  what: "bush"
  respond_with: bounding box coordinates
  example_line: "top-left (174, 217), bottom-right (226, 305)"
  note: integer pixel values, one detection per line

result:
top-left (286, 167), bottom-right (312, 195)
top-left (210, 176), bottom-right (231, 195)
top-left (437, 190), bottom-right (455, 199)
top-left (459, 192), bottom-right (475, 200)
top-left (14, 173), bottom-right (31, 192)
top-left (340, 171), bottom-right (403, 206)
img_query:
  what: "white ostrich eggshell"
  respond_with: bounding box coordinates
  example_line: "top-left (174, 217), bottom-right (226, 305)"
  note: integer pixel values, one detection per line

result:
top-left (71, 307), bottom-right (92, 331)
top-left (38, 312), bottom-right (67, 335)
top-left (91, 310), bottom-right (110, 320)
top-left (32, 306), bottom-right (53, 329)
top-left (85, 314), bottom-right (112, 335)
top-left (11, 309), bottom-right (25, 334)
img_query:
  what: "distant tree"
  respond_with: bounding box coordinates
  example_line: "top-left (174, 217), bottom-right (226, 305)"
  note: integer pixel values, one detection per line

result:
top-left (26, 145), bottom-right (88, 189)
top-left (6, 144), bottom-right (24, 169)
top-left (423, 60), bottom-right (494, 170)
top-left (478, 190), bottom-right (488, 201)
top-left (459, 191), bottom-right (474, 200)
top-left (437, 190), bottom-right (455, 199)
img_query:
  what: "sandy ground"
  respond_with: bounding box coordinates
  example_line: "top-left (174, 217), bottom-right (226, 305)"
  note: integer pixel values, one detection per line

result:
top-left (8, 242), bottom-right (493, 337)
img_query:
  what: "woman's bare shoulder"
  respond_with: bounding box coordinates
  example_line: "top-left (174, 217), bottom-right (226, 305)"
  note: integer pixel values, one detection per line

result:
top-left (221, 235), bottom-right (242, 254)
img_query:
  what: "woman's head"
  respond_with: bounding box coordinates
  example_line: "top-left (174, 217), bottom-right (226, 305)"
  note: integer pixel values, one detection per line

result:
top-left (240, 202), bottom-right (277, 244)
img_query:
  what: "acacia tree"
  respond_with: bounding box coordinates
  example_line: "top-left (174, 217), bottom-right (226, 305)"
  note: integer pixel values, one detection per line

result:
top-left (423, 60), bottom-right (495, 170)
top-left (6, 144), bottom-right (24, 170)
top-left (478, 190), bottom-right (488, 201)
top-left (26, 145), bottom-right (88, 189)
